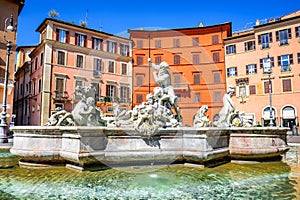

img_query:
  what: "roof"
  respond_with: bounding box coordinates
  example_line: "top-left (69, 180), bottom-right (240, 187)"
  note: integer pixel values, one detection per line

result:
top-left (36, 18), bottom-right (132, 42)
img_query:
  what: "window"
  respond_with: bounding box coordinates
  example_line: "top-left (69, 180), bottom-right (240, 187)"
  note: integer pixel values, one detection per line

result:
top-left (55, 78), bottom-right (64, 98)
top-left (258, 33), bottom-right (272, 49)
top-left (174, 39), bottom-right (180, 48)
top-left (264, 81), bottom-right (272, 94)
top-left (213, 52), bottom-right (220, 62)
top-left (75, 79), bottom-right (83, 88)
top-left (260, 57), bottom-right (274, 73)
top-left (121, 63), bottom-right (127, 75)
top-left (214, 72), bottom-right (221, 84)
top-left (56, 29), bottom-right (69, 43)
top-left (76, 55), bottom-right (84, 68)
top-left (227, 67), bottom-right (237, 77)
top-left (246, 64), bottom-right (257, 75)
top-left (244, 40), bottom-right (256, 51)
top-left (212, 35), bottom-right (219, 44)
top-left (120, 44), bottom-right (129, 56)
top-left (249, 85), bottom-right (256, 95)
top-left (91, 82), bottom-right (100, 100)
top-left (33, 80), bottom-right (36, 95)
top-left (57, 51), bottom-right (65, 65)
top-left (106, 85), bottom-right (116, 99)
top-left (38, 79), bottom-right (42, 93)
top-left (137, 40), bottom-right (143, 48)
top-left (282, 79), bottom-right (292, 92)
top-left (193, 54), bottom-right (200, 64)
top-left (155, 56), bottom-right (161, 65)
top-left (175, 94), bottom-right (181, 102)
top-left (174, 74), bottom-right (181, 87)
top-left (295, 26), bottom-right (300, 38)
top-left (174, 55), bottom-right (180, 64)
top-left (193, 73), bottom-right (200, 84)
top-left (93, 37), bottom-right (102, 50)
top-left (35, 57), bottom-right (38, 70)
top-left (120, 86), bottom-right (129, 103)
top-left (93, 58), bottom-right (102, 76)
top-left (107, 41), bottom-right (117, 53)
top-left (40, 53), bottom-right (44, 66)
top-left (76, 33), bottom-right (86, 47)
top-left (278, 54), bottom-right (293, 71)
top-left (239, 85), bottom-right (246, 97)
top-left (137, 56), bottom-right (143, 65)
top-left (194, 93), bottom-right (200, 103)
top-left (276, 29), bottom-right (291, 46)
top-left (214, 92), bottom-right (221, 102)
top-left (192, 38), bottom-right (199, 46)
top-left (108, 61), bottom-right (115, 73)
top-left (155, 40), bottom-right (161, 48)
top-left (136, 94), bottom-right (143, 103)
top-left (226, 45), bottom-right (236, 54)
top-left (136, 75), bottom-right (144, 86)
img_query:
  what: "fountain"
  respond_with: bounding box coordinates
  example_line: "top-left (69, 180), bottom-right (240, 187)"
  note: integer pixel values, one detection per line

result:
top-left (9, 60), bottom-right (290, 170)
top-left (1, 60), bottom-right (298, 199)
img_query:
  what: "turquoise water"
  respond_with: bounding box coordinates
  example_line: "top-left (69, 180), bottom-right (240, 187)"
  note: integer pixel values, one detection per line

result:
top-left (0, 147), bottom-right (299, 200)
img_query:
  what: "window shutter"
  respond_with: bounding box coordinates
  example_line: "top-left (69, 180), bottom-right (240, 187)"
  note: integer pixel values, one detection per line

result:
top-left (269, 32), bottom-right (273, 42)
top-left (259, 59), bottom-right (263, 68)
top-left (84, 35), bottom-right (87, 47)
top-left (226, 47), bottom-right (229, 54)
top-left (246, 65), bottom-right (249, 74)
top-left (296, 27), bottom-right (299, 38)
top-left (271, 57), bottom-right (274, 67)
top-left (244, 43), bottom-right (247, 51)
top-left (298, 52), bottom-right (300, 64)
top-left (289, 54), bottom-right (294, 64)
top-left (254, 64), bottom-right (257, 73)
top-left (258, 35), bottom-right (261, 44)
top-left (275, 31), bottom-right (279, 41)
top-left (227, 68), bottom-right (230, 76)
top-left (288, 28), bottom-right (292, 39)
top-left (66, 31), bottom-right (69, 43)
top-left (92, 37), bottom-right (94, 49)
top-left (235, 67), bottom-right (238, 76)
top-left (277, 56), bottom-right (281, 66)
top-left (75, 33), bottom-right (78, 45)
top-left (56, 29), bottom-right (60, 41)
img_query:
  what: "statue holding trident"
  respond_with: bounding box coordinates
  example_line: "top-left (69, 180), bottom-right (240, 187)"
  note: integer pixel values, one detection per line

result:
top-left (148, 58), bottom-right (182, 123)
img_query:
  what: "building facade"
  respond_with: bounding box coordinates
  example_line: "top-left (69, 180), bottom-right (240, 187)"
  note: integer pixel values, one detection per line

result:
top-left (0, 0), bottom-right (24, 125)
top-left (224, 11), bottom-right (300, 128)
top-left (129, 23), bottom-right (232, 125)
top-left (23, 18), bottom-right (132, 125)
top-left (13, 46), bottom-right (34, 125)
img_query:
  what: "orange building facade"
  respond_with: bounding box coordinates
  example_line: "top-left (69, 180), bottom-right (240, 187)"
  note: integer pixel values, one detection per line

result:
top-left (129, 23), bottom-right (232, 125)
top-left (24, 18), bottom-right (132, 125)
top-left (0, 0), bottom-right (24, 124)
top-left (224, 11), bottom-right (300, 128)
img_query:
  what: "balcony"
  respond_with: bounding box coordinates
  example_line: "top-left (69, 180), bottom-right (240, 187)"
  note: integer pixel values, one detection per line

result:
top-left (52, 90), bottom-right (70, 102)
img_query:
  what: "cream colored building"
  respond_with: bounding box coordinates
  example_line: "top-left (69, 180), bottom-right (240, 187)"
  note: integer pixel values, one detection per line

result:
top-left (225, 10), bottom-right (300, 128)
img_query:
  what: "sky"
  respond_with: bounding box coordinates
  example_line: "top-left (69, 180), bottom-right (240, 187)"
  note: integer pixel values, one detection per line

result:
top-left (16, 0), bottom-right (300, 46)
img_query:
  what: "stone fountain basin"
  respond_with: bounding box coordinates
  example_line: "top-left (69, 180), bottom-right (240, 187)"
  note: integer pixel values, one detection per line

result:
top-left (10, 126), bottom-right (289, 169)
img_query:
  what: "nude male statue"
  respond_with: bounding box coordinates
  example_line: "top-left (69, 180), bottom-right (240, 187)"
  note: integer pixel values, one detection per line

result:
top-left (148, 58), bottom-right (181, 122)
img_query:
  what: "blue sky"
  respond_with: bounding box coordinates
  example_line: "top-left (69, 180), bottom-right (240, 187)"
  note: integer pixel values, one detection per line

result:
top-left (17, 0), bottom-right (300, 46)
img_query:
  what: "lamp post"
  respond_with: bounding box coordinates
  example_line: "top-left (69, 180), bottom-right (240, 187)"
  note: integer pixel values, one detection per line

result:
top-left (0, 15), bottom-right (14, 143)
top-left (263, 53), bottom-right (274, 127)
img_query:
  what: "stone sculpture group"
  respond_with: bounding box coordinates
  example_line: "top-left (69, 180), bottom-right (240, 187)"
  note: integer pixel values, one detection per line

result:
top-left (46, 60), bottom-right (252, 132)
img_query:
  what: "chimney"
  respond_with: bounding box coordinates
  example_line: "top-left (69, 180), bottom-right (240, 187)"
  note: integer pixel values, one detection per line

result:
top-left (199, 22), bottom-right (204, 27)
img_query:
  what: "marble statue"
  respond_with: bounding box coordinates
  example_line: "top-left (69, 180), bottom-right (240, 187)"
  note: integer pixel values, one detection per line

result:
top-left (148, 58), bottom-right (182, 122)
top-left (193, 105), bottom-right (211, 127)
top-left (46, 85), bottom-right (106, 126)
top-left (213, 85), bottom-right (239, 127)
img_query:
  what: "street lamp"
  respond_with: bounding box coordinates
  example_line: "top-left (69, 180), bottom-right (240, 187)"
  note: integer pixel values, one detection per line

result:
top-left (263, 53), bottom-right (274, 127)
top-left (0, 15), bottom-right (15, 143)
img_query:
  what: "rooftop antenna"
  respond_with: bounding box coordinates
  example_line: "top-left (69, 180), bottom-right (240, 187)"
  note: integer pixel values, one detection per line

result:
top-left (100, 22), bottom-right (103, 31)
top-left (85, 9), bottom-right (88, 23)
